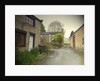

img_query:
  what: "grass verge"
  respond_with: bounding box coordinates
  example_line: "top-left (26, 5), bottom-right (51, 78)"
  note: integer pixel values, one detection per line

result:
top-left (69, 47), bottom-right (84, 65)
top-left (15, 48), bottom-right (53, 65)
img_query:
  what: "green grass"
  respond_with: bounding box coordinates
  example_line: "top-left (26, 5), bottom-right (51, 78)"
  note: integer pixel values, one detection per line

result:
top-left (15, 48), bottom-right (41, 65)
top-left (69, 47), bottom-right (84, 65)
top-left (15, 48), bottom-right (52, 65)
top-left (74, 48), bottom-right (84, 65)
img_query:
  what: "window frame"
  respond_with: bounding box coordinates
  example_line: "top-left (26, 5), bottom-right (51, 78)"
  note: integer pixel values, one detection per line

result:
top-left (25, 16), bottom-right (35, 27)
top-left (15, 29), bottom-right (27, 47)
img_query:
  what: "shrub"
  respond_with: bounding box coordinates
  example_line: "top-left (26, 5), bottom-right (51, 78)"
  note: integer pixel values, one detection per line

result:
top-left (53, 34), bottom-right (63, 44)
top-left (30, 48), bottom-right (39, 55)
top-left (15, 48), bottom-right (40, 65)
top-left (15, 46), bottom-right (53, 65)
top-left (15, 50), bottom-right (33, 65)
top-left (52, 43), bottom-right (61, 48)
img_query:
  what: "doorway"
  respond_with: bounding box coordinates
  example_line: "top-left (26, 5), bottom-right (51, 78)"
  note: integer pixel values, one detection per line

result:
top-left (29, 34), bottom-right (35, 51)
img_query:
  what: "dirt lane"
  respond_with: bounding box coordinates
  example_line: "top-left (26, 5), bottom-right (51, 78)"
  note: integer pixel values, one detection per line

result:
top-left (36, 47), bottom-right (84, 65)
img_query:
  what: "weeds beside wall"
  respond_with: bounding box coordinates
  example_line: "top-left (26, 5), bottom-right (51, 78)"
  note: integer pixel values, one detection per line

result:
top-left (15, 47), bottom-right (53, 65)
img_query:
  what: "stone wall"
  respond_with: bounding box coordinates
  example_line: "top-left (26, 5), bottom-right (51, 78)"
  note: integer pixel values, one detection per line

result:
top-left (75, 27), bottom-right (84, 49)
top-left (41, 31), bottom-right (64, 46)
top-left (34, 19), bottom-right (41, 47)
top-left (70, 36), bottom-right (73, 47)
top-left (15, 15), bottom-right (41, 51)
top-left (70, 25), bottom-right (84, 49)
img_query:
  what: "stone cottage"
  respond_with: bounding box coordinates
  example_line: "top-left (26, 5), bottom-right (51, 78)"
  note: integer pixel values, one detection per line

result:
top-left (15, 15), bottom-right (43, 51)
top-left (41, 28), bottom-right (64, 46)
top-left (69, 24), bottom-right (84, 49)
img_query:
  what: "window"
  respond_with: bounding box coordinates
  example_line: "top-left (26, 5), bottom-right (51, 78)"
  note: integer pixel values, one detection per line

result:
top-left (15, 31), bottom-right (26, 47)
top-left (82, 38), bottom-right (84, 45)
top-left (26, 16), bottom-right (35, 26)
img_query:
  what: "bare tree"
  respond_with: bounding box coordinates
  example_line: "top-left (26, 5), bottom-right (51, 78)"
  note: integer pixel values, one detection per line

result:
top-left (48, 21), bottom-right (63, 32)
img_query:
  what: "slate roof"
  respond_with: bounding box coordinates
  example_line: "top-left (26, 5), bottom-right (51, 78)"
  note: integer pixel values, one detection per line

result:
top-left (26, 15), bottom-right (43, 22)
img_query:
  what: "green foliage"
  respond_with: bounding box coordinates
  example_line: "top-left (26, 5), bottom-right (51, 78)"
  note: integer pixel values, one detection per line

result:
top-left (15, 47), bottom-right (51, 65)
top-left (70, 31), bottom-right (74, 37)
top-left (15, 48), bottom-right (40, 65)
top-left (53, 34), bottom-right (63, 44)
top-left (52, 43), bottom-right (61, 48)
top-left (38, 45), bottom-right (49, 54)
top-left (52, 34), bottom-right (63, 48)
top-left (41, 24), bottom-right (46, 32)
top-left (15, 50), bottom-right (32, 65)
top-left (30, 48), bottom-right (39, 55)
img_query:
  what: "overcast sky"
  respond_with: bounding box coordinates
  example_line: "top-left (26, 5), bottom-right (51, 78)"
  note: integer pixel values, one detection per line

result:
top-left (35, 15), bottom-right (84, 38)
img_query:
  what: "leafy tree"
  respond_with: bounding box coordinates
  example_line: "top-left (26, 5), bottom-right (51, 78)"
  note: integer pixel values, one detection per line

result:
top-left (53, 34), bottom-right (63, 44)
top-left (41, 24), bottom-right (46, 32)
top-left (70, 31), bottom-right (74, 37)
top-left (48, 21), bottom-right (63, 32)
